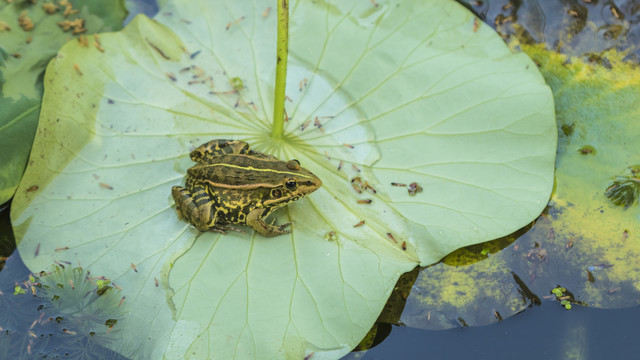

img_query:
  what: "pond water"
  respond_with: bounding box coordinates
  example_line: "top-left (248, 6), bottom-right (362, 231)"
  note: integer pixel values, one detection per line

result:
top-left (347, 301), bottom-right (640, 359)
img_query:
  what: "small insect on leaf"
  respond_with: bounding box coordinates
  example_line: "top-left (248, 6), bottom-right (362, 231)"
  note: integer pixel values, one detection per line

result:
top-left (353, 220), bottom-right (365, 228)
top-left (55, 247), bottom-right (69, 252)
top-left (99, 182), bottom-right (113, 190)
top-left (34, 243), bottom-right (40, 257)
top-left (145, 38), bottom-right (171, 60)
top-left (391, 182), bottom-right (407, 187)
top-left (300, 119), bottom-right (311, 132)
top-left (408, 182), bottom-right (423, 196)
top-left (401, 241), bottom-right (407, 250)
top-left (262, 7), bottom-right (271, 17)
top-left (313, 117), bottom-right (324, 133)
top-left (365, 184), bottom-right (377, 194)
top-left (351, 177), bottom-right (363, 193)
top-left (166, 72), bottom-right (177, 82)
top-left (131, 263), bottom-right (138, 273)
top-left (225, 16), bottom-right (246, 30)
top-left (343, 143), bottom-right (354, 149)
top-left (73, 64), bottom-right (83, 76)
top-left (299, 78), bottom-right (308, 92)
top-left (473, 18), bottom-right (479, 32)
top-left (154, 277), bottom-right (159, 287)
top-left (386, 232), bottom-right (397, 243)
top-left (337, 160), bottom-right (344, 171)
top-left (352, 164), bottom-right (361, 173)
top-left (190, 50), bottom-right (201, 59)
top-left (26, 185), bottom-right (38, 192)
top-left (357, 199), bottom-right (372, 204)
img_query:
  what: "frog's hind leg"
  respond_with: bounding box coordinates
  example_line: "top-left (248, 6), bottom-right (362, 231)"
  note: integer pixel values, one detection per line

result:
top-left (190, 139), bottom-right (251, 162)
top-left (171, 185), bottom-right (218, 232)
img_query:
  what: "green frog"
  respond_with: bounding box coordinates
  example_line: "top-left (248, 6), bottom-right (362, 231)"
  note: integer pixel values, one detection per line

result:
top-left (171, 139), bottom-right (322, 237)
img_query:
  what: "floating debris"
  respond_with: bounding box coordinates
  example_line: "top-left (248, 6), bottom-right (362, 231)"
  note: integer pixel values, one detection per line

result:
top-left (408, 182), bottom-right (423, 196)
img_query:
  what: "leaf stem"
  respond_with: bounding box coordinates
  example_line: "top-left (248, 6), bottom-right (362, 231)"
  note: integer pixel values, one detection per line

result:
top-left (271, 0), bottom-right (289, 141)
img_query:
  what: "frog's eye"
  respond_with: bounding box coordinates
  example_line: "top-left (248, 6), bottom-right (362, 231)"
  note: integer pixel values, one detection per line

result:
top-left (285, 179), bottom-right (297, 190)
top-left (286, 159), bottom-right (301, 170)
top-left (270, 189), bottom-right (283, 198)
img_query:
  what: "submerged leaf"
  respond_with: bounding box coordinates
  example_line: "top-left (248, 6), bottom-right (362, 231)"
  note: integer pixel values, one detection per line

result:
top-left (11, 0), bottom-right (555, 358)
top-left (0, 0), bottom-right (127, 204)
top-left (605, 176), bottom-right (640, 209)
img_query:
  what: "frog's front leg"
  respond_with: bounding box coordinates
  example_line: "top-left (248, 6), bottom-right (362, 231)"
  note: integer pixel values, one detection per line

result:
top-left (246, 208), bottom-right (292, 237)
top-left (171, 185), bottom-right (226, 233)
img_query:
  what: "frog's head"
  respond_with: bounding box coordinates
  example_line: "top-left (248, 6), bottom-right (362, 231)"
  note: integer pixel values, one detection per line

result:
top-left (263, 159), bottom-right (322, 208)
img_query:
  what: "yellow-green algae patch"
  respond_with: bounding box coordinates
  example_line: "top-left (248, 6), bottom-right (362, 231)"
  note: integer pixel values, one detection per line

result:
top-left (522, 44), bottom-right (640, 302)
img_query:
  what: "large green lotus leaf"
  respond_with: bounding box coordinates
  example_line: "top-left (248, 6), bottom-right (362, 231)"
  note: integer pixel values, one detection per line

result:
top-left (10, 0), bottom-right (555, 358)
top-left (0, 0), bottom-right (126, 204)
top-left (396, 46), bottom-right (640, 330)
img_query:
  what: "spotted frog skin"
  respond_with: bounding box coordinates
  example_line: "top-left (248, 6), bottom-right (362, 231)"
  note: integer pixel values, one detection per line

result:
top-left (171, 139), bottom-right (322, 237)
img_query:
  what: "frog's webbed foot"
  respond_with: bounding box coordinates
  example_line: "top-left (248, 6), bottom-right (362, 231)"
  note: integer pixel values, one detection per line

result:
top-left (269, 217), bottom-right (292, 230)
top-left (258, 219), bottom-right (292, 237)
top-left (247, 209), bottom-right (292, 237)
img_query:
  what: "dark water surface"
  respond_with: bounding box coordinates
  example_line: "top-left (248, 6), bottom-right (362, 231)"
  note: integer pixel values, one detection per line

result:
top-left (348, 302), bottom-right (640, 359)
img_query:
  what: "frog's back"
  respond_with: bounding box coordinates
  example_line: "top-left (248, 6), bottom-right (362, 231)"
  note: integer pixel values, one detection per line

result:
top-left (187, 154), bottom-right (314, 188)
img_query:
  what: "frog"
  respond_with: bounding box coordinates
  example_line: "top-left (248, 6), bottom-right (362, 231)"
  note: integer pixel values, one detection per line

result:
top-left (171, 139), bottom-right (322, 237)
